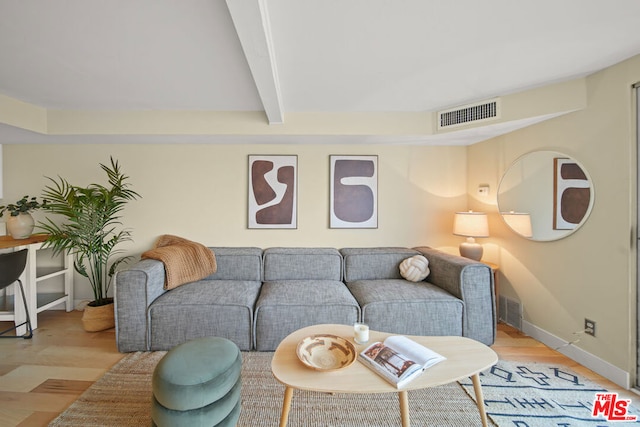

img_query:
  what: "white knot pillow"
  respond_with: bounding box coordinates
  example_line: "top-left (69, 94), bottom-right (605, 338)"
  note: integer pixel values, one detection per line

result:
top-left (399, 255), bottom-right (430, 282)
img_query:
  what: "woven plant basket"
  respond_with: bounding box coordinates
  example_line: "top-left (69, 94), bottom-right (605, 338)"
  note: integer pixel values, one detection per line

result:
top-left (82, 298), bottom-right (115, 332)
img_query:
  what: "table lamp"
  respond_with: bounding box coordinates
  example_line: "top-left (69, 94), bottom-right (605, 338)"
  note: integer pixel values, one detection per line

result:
top-left (501, 211), bottom-right (533, 238)
top-left (453, 211), bottom-right (489, 261)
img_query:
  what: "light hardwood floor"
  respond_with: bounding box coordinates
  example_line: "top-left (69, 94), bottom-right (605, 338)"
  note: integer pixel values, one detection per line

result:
top-left (0, 311), bottom-right (637, 427)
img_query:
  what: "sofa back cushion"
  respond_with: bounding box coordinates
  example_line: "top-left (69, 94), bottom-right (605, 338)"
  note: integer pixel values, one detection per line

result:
top-left (263, 247), bottom-right (342, 281)
top-left (341, 247), bottom-right (420, 282)
top-left (204, 247), bottom-right (263, 281)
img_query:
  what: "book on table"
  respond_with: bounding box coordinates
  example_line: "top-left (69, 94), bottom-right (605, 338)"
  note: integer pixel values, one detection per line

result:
top-left (358, 335), bottom-right (446, 388)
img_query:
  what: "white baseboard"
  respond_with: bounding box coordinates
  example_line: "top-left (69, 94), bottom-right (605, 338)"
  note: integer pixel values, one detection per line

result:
top-left (521, 320), bottom-right (631, 390)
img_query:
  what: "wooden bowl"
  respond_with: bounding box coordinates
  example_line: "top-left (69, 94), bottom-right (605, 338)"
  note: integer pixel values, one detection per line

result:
top-left (296, 334), bottom-right (357, 371)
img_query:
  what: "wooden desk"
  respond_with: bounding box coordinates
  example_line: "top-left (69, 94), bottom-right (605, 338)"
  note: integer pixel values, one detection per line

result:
top-left (0, 233), bottom-right (48, 249)
top-left (0, 234), bottom-right (73, 335)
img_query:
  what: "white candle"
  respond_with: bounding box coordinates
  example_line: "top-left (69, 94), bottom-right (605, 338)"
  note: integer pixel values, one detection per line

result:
top-left (354, 322), bottom-right (369, 344)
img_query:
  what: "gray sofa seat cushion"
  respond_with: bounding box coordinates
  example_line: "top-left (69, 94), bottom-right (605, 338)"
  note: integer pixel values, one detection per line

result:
top-left (341, 247), bottom-right (420, 281)
top-left (254, 280), bottom-right (360, 351)
top-left (148, 280), bottom-right (261, 351)
top-left (346, 279), bottom-right (463, 337)
top-left (263, 247), bottom-right (342, 281)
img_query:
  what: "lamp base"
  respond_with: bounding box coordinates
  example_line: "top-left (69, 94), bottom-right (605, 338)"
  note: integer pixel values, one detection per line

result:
top-left (459, 237), bottom-right (483, 261)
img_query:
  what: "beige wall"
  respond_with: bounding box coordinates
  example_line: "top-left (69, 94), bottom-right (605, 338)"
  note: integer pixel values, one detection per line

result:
top-left (2, 143), bottom-right (466, 299)
top-left (468, 54), bottom-right (640, 375)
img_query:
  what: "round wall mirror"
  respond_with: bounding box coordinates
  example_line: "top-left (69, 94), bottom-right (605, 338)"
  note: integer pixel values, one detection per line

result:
top-left (497, 151), bottom-right (594, 241)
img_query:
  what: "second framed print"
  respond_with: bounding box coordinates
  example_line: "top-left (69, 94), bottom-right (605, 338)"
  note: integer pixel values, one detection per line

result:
top-left (248, 155), bottom-right (297, 229)
top-left (330, 155), bottom-right (378, 228)
top-left (553, 157), bottom-right (591, 230)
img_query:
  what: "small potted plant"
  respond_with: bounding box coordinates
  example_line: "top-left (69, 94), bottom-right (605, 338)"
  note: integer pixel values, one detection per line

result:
top-left (0, 196), bottom-right (47, 239)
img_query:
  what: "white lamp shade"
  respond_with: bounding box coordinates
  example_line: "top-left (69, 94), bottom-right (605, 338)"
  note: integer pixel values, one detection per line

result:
top-left (502, 212), bottom-right (533, 238)
top-left (453, 212), bottom-right (489, 238)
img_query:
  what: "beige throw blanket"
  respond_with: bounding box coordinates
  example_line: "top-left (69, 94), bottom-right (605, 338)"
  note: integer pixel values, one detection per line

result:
top-left (141, 235), bottom-right (217, 290)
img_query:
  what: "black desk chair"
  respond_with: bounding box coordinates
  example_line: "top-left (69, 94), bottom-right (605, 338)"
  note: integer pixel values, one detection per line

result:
top-left (0, 249), bottom-right (33, 339)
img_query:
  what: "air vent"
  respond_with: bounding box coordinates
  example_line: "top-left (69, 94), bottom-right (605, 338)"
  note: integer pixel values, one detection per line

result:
top-left (437, 98), bottom-right (500, 129)
top-left (499, 295), bottom-right (522, 330)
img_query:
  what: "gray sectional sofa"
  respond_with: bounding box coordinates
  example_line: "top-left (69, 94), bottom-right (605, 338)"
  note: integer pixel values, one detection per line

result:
top-left (114, 246), bottom-right (495, 352)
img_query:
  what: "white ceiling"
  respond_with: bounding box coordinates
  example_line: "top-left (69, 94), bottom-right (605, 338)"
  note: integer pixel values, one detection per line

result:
top-left (1, 0), bottom-right (640, 145)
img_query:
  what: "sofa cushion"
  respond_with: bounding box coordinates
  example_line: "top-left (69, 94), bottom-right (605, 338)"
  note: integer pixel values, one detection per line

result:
top-left (204, 247), bottom-right (263, 281)
top-left (341, 247), bottom-right (420, 282)
top-left (346, 279), bottom-right (463, 336)
top-left (148, 279), bottom-right (261, 351)
top-left (263, 247), bottom-right (342, 281)
top-left (254, 279), bottom-right (360, 351)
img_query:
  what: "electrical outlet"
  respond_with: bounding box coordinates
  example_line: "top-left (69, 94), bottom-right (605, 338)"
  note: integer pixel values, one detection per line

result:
top-left (585, 318), bottom-right (596, 336)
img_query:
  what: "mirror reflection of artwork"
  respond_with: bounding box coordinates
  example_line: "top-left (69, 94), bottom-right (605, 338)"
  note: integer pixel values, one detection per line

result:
top-left (553, 158), bottom-right (591, 230)
top-left (330, 155), bottom-right (378, 228)
top-left (497, 151), bottom-right (595, 241)
top-left (248, 155), bottom-right (297, 229)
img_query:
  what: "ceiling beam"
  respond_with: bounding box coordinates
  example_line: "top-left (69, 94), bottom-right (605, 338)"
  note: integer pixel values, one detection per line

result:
top-left (225, 0), bottom-right (284, 124)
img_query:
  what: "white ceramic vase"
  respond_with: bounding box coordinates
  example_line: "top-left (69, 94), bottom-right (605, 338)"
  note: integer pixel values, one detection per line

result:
top-left (7, 212), bottom-right (35, 239)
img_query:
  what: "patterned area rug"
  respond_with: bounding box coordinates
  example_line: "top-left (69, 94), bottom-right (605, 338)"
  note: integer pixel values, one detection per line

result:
top-left (49, 351), bottom-right (494, 427)
top-left (49, 351), bottom-right (639, 427)
top-left (460, 363), bottom-right (640, 426)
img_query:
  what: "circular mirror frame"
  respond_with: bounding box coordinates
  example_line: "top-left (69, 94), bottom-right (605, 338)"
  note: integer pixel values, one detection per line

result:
top-left (497, 151), bottom-right (595, 242)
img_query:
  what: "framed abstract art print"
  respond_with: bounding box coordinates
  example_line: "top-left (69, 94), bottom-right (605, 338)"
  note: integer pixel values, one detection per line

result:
top-left (248, 155), bottom-right (297, 229)
top-left (330, 155), bottom-right (378, 228)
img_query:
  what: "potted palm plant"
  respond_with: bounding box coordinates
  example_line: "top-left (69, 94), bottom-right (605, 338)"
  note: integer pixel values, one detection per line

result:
top-left (0, 196), bottom-right (47, 238)
top-left (39, 157), bottom-right (141, 332)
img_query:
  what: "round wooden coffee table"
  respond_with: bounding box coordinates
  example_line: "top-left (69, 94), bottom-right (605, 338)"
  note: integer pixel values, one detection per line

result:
top-left (271, 324), bottom-right (498, 427)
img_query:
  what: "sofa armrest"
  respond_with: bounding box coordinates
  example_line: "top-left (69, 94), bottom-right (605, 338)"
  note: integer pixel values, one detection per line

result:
top-left (114, 259), bottom-right (167, 352)
top-left (414, 246), bottom-right (496, 345)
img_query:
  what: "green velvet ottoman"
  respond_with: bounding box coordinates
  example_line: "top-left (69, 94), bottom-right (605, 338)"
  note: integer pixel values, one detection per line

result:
top-left (151, 337), bottom-right (242, 427)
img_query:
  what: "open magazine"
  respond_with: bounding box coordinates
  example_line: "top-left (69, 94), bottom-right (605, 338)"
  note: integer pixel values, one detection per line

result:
top-left (358, 335), bottom-right (446, 388)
